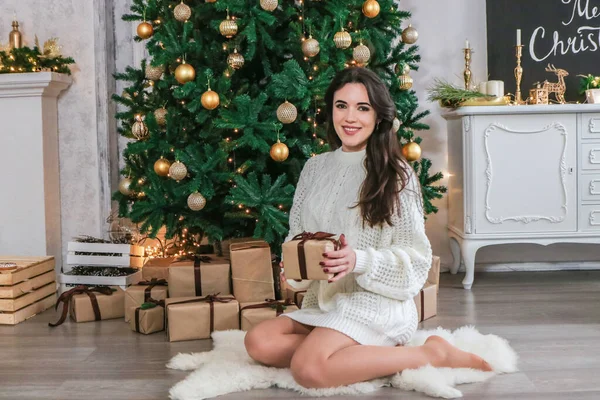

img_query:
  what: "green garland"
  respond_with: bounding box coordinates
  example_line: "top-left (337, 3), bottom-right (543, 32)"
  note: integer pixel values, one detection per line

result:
top-left (0, 46), bottom-right (74, 75)
top-left (427, 79), bottom-right (488, 108)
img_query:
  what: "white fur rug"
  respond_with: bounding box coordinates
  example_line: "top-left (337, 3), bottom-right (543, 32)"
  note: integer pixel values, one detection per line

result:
top-left (167, 326), bottom-right (518, 400)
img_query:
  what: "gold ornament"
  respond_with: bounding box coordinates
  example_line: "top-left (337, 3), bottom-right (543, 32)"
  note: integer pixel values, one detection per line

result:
top-left (175, 62), bottom-right (196, 84)
top-left (302, 35), bottom-right (320, 57)
top-left (333, 29), bottom-right (352, 49)
top-left (399, 73), bottom-right (413, 90)
top-left (154, 108), bottom-right (167, 125)
top-left (174, 1), bottom-right (192, 22)
top-left (402, 141), bottom-right (421, 162)
top-left (402, 24), bottom-right (419, 44)
top-left (270, 140), bottom-right (289, 162)
top-left (260, 0), bottom-right (278, 11)
top-left (392, 118), bottom-right (401, 133)
top-left (137, 21), bottom-right (154, 39)
top-left (132, 114), bottom-right (149, 140)
top-left (169, 161), bottom-right (188, 181)
top-left (227, 49), bottom-right (245, 69)
top-left (201, 90), bottom-right (220, 110)
top-left (362, 0), bottom-right (380, 18)
top-left (154, 157), bottom-right (171, 177)
top-left (119, 177), bottom-right (133, 196)
top-left (187, 192), bottom-right (207, 211)
top-left (145, 64), bottom-right (164, 81)
top-left (276, 101), bottom-right (298, 124)
top-left (395, 63), bottom-right (411, 75)
top-left (353, 43), bottom-right (371, 65)
top-left (220, 15), bottom-right (238, 38)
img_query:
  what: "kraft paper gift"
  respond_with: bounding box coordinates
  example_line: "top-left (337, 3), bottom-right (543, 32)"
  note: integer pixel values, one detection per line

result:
top-left (230, 240), bottom-right (274, 303)
top-left (428, 255), bottom-right (441, 290)
top-left (413, 282), bottom-right (437, 322)
top-left (70, 287), bottom-right (125, 323)
top-left (239, 299), bottom-right (299, 331)
top-left (285, 287), bottom-right (307, 308)
top-left (165, 295), bottom-right (239, 342)
top-left (124, 279), bottom-right (168, 322)
top-left (282, 232), bottom-right (339, 280)
top-left (142, 257), bottom-right (175, 281)
top-left (129, 302), bottom-right (165, 334)
top-left (168, 255), bottom-right (231, 298)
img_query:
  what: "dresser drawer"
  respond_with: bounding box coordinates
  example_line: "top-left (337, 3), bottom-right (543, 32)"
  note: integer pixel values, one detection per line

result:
top-left (580, 174), bottom-right (600, 201)
top-left (581, 114), bottom-right (600, 139)
top-left (581, 143), bottom-right (600, 170)
top-left (579, 204), bottom-right (600, 231)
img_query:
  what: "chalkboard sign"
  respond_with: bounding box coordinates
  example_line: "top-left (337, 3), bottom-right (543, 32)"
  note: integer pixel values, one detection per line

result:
top-left (487, 0), bottom-right (600, 102)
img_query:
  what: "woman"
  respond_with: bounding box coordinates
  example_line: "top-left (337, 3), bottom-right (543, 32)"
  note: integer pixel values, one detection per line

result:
top-left (245, 67), bottom-right (491, 389)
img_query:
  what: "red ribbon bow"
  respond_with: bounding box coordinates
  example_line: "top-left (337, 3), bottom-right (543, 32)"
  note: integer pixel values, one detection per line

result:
top-left (49, 285), bottom-right (114, 327)
top-left (291, 232), bottom-right (340, 279)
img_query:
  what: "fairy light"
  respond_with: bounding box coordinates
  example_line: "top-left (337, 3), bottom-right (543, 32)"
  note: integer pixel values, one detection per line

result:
top-left (234, 128), bottom-right (239, 133)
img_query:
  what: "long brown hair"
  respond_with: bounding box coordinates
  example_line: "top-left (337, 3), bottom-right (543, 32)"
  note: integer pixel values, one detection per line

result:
top-left (324, 67), bottom-right (411, 227)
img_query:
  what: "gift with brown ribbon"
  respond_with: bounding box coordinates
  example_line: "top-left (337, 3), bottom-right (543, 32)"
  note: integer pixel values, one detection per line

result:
top-left (239, 298), bottom-right (299, 331)
top-left (168, 255), bottom-right (231, 298)
top-left (413, 282), bottom-right (437, 322)
top-left (285, 287), bottom-right (307, 308)
top-left (130, 299), bottom-right (165, 335)
top-left (142, 256), bottom-right (176, 281)
top-left (230, 240), bottom-right (275, 303)
top-left (282, 232), bottom-right (339, 280)
top-left (123, 278), bottom-right (168, 322)
top-left (49, 285), bottom-right (124, 327)
top-left (165, 294), bottom-right (239, 342)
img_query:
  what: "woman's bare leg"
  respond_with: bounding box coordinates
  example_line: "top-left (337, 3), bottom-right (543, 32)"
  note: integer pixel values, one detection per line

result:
top-left (290, 328), bottom-right (492, 389)
top-left (244, 316), bottom-right (314, 368)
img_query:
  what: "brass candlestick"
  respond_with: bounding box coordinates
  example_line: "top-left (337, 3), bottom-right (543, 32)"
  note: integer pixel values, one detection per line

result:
top-left (463, 47), bottom-right (472, 90)
top-left (514, 45), bottom-right (526, 105)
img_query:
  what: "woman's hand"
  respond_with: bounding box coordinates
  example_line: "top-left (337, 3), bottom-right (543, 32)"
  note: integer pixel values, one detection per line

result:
top-left (321, 234), bottom-right (356, 282)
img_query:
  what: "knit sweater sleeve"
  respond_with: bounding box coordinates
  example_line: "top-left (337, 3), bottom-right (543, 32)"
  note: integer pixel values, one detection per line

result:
top-left (352, 170), bottom-right (432, 301)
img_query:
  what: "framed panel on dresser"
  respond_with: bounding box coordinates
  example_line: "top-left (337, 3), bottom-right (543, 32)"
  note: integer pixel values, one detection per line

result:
top-left (443, 104), bottom-right (600, 289)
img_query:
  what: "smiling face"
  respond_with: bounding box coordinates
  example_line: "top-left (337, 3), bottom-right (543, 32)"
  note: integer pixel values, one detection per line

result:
top-left (332, 82), bottom-right (378, 152)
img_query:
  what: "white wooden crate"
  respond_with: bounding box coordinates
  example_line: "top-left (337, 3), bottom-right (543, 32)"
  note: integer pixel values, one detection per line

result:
top-left (58, 269), bottom-right (143, 291)
top-left (65, 242), bottom-right (145, 270)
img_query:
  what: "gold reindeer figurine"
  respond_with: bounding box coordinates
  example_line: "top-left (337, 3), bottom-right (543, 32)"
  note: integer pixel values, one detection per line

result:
top-left (542, 64), bottom-right (568, 104)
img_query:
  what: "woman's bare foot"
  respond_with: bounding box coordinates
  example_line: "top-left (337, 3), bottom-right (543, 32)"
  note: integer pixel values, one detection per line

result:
top-left (423, 335), bottom-right (493, 371)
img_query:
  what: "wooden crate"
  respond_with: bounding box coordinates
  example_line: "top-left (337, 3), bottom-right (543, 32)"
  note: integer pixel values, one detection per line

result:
top-left (0, 271), bottom-right (55, 299)
top-left (0, 256), bottom-right (55, 286)
top-left (65, 242), bottom-right (145, 270)
top-left (58, 269), bottom-right (143, 290)
top-left (0, 282), bottom-right (56, 312)
top-left (0, 293), bottom-right (56, 325)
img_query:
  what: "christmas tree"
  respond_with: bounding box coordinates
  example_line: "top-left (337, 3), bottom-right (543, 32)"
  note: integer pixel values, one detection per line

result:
top-left (113, 0), bottom-right (446, 254)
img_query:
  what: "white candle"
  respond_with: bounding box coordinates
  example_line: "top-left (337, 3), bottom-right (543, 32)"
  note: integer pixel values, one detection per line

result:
top-left (486, 80), bottom-right (505, 97)
top-left (517, 29), bottom-right (522, 46)
top-left (465, 39), bottom-right (470, 49)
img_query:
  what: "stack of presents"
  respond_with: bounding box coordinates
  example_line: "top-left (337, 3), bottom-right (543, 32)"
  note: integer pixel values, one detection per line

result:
top-left (2, 235), bottom-right (440, 338)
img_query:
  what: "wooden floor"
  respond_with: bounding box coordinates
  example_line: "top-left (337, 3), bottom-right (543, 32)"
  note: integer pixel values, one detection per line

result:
top-left (2, 270), bottom-right (600, 400)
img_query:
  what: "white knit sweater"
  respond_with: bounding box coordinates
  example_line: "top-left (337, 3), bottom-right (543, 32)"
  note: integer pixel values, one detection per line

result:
top-left (282, 147), bottom-right (432, 346)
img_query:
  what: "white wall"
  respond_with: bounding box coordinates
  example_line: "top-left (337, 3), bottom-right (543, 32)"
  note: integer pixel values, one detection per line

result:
top-left (0, 1), bottom-right (104, 266)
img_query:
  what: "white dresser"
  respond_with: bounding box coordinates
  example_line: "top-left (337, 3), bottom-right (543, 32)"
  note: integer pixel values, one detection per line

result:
top-left (443, 104), bottom-right (600, 289)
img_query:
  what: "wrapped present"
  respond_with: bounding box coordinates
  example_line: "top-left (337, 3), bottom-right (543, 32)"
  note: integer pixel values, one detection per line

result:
top-left (285, 287), bottom-right (307, 308)
top-left (165, 295), bottom-right (239, 342)
top-left (230, 240), bottom-right (274, 303)
top-left (168, 255), bottom-right (231, 298)
top-left (282, 232), bottom-right (339, 280)
top-left (239, 299), bottom-right (299, 331)
top-left (413, 282), bottom-right (437, 322)
top-left (129, 300), bottom-right (165, 335)
top-left (142, 257), bottom-right (175, 281)
top-left (124, 278), bottom-right (168, 322)
top-left (428, 256), bottom-right (441, 291)
top-left (49, 286), bottom-right (125, 327)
